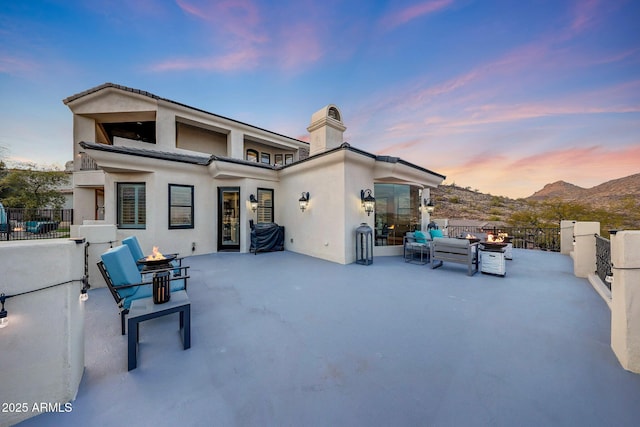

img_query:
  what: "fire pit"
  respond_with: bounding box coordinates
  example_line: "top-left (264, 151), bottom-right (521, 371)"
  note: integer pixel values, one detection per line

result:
top-left (137, 247), bottom-right (177, 272)
top-left (462, 234), bottom-right (481, 244)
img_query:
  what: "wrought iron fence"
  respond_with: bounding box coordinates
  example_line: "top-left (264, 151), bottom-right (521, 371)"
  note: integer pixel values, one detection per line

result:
top-left (0, 208), bottom-right (73, 241)
top-left (445, 225), bottom-right (561, 252)
top-left (595, 234), bottom-right (612, 290)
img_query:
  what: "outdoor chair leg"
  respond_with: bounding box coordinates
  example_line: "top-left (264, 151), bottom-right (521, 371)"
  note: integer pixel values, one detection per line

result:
top-left (121, 312), bottom-right (126, 335)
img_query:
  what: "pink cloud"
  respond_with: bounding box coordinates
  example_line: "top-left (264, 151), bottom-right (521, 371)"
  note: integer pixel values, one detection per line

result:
top-left (381, 0), bottom-right (454, 30)
top-left (278, 22), bottom-right (325, 69)
top-left (570, 0), bottom-right (600, 34)
top-left (152, 0), bottom-right (326, 72)
top-left (438, 144), bottom-right (640, 198)
top-left (0, 54), bottom-right (39, 75)
top-left (151, 48), bottom-right (262, 72)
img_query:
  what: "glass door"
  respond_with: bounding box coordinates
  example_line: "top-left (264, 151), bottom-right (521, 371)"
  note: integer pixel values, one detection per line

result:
top-left (218, 187), bottom-right (240, 251)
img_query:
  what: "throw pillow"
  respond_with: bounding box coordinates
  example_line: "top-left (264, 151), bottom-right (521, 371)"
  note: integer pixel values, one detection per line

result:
top-left (430, 229), bottom-right (444, 239)
top-left (414, 230), bottom-right (427, 243)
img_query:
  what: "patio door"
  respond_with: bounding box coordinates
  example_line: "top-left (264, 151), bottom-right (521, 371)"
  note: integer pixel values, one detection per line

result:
top-left (218, 187), bottom-right (240, 251)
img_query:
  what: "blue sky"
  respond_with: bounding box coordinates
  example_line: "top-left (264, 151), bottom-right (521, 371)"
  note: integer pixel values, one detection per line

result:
top-left (1, 0), bottom-right (638, 198)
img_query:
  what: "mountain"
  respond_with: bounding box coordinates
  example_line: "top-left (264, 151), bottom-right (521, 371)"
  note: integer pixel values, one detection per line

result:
top-left (430, 173), bottom-right (640, 230)
top-left (526, 173), bottom-right (640, 207)
top-left (527, 181), bottom-right (587, 201)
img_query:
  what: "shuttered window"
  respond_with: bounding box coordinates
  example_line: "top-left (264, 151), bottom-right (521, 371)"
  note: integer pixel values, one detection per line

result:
top-left (117, 183), bottom-right (146, 229)
top-left (169, 184), bottom-right (194, 229)
top-left (257, 188), bottom-right (273, 223)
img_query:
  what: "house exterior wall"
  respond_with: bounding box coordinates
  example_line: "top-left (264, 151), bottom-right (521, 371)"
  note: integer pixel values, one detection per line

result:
top-left (176, 122), bottom-right (227, 156)
top-left (278, 149), bottom-right (377, 264)
top-left (65, 85), bottom-right (444, 264)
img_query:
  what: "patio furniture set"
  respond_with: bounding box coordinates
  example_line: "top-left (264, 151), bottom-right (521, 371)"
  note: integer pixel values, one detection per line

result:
top-left (404, 229), bottom-right (510, 277)
top-left (97, 236), bottom-right (191, 370)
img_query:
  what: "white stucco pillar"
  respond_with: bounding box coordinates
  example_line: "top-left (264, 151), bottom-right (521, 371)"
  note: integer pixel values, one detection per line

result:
top-left (155, 108), bottom-right (176, 150)
top-left (573, 221), bottom-right (600, 278)
top-left (228, 130), bottom-right (244, 159)
top-left (611, 230), bottom-right (640, 373)
top-left (560, 220), bottom-right (576, 255)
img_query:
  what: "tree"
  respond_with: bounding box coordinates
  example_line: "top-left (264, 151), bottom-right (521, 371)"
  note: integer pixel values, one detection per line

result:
top-left (0, 163), bottom-right (68, 209)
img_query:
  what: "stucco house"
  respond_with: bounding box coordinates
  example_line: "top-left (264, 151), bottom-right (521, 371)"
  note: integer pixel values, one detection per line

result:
top-left (64, 83), bottom-right (445, 264)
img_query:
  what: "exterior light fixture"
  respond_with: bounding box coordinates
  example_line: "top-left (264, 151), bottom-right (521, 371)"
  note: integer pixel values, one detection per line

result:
top-left (299, 192), bottom-right (310, 212)
top-left (424, 198), bottom-right (435, 214)
top-left (249, 194), bottom-right (258, 212)
top-left (80, 276), bottom-right (90, 302)
top-left (360, 189), bottom-right (375, 216)
top-left (0, 293), bottom-right (7, 328)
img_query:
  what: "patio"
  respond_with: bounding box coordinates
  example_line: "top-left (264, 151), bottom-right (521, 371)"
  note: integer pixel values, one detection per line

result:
top-left (18, 249), bottom-right (640, 426)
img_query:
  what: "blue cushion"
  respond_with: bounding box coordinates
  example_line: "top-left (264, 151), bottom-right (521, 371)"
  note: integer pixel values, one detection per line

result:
top-left (430, 229), bottom-right (444, 239)
top-left (101, 245), bottom-right (143, 299)
top-left (122, 236), bottom-right (145, 262)
top-left (122, 285), bottom-right (152, 309)
top-left (414, 230), bottom-right (427, 243)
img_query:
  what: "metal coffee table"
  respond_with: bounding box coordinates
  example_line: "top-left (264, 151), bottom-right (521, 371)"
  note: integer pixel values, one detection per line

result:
top-left (127, 290), bottom-right (191, 371)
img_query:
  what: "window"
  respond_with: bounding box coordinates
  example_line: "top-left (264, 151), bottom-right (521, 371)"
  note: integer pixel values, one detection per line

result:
top-left (257, 188), bottom-right (274, 223)
top-left (117, 183), bottom-right (146, 229)
top-left (246, 149), bottom-right (258, 162)
top-left (274, 154), bottom-right (283, 166)
top-left (285, 154), bottom-right (294, 165)
top-left (261, 152), bottom-right (271, 164)
top-left (373, 184), bottom-right (421, 246)
top-left (169, 184), bottom-right (194, 229)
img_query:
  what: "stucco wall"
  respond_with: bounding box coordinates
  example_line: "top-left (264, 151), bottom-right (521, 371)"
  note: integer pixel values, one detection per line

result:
top-left (278, 150), bottom-right (377, 264)
top-left (0, 239), bottom-right (85, 427)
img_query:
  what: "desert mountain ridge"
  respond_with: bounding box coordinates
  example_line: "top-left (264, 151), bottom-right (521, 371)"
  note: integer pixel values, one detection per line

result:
top-left (431, 173), bottom-right (640, 230)
top-left (526, 173), bottom-right (640, 205)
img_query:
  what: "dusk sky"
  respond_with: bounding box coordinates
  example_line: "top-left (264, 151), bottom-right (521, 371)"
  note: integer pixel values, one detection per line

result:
top-left (1, 0), bottom-right (638, 198)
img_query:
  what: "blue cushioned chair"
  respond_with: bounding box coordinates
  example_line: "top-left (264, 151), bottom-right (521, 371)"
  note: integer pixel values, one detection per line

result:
top-left (97, 245), bottom-right (189, 334)
top-left (123, 236), bottom-right (182, 272)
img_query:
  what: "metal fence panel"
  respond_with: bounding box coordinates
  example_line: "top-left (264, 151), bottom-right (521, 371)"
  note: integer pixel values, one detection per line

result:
top-left (0, 208), bottom-right (73, 241)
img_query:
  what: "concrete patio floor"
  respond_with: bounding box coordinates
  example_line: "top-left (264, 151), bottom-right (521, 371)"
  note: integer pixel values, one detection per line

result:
top-left (18, 249), bottom-right (640, 426)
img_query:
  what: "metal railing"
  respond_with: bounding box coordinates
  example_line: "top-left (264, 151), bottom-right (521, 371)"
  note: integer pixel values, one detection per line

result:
top-left (595, 234), bottom-right (612, 290)
top-left (445, 226), bottom-right (561, 252)
top-left (1, 208), bottom-right (73, 241)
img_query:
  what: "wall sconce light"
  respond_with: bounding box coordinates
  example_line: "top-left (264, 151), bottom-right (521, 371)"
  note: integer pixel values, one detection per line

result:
top-left (361, 189), bottom-right (375, 216)
top-left (299, 192), bottom-right (310, 212)
top-left (423, 198), bottom-right (435, 214)
top-left (249, 194), bottom-right (258, 212)
top-left (0, 293), bottom-right (8, 328)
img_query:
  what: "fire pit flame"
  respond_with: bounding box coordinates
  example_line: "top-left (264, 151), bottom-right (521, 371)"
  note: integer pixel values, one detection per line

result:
top-left (146, 246), bottom-right (166, 261)
top-left (487, 233), bottom-right (508, 243)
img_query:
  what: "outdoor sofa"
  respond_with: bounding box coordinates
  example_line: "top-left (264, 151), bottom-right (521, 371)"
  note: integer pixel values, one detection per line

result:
top-left (430, 237), bottom-right (479, 276)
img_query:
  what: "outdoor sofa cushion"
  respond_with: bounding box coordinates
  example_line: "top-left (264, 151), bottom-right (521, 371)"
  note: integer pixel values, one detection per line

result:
top-left (122, 236), bottom-right (145, 261)
top-left (430, 229), bottom-right (444, 239)
top-left (414, 230), bottom-right (428, 243)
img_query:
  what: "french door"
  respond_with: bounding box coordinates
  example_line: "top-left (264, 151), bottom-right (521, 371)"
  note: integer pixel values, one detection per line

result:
top-left (218, 187), bottom-right (240, 251)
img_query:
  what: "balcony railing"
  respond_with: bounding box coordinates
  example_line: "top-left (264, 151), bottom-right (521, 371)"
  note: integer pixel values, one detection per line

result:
top-left (595, 234), bottom-right (612, 290)
top-left (445, 226), bottom-right (561, 252)
top-left (79, 152), bottom-right (99, 171)
top-left (1, 208), bottom-right (73, 241)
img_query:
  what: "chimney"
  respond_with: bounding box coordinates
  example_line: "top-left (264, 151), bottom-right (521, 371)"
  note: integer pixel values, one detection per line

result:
top-left (307, 105), bottom-right (346, 156)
